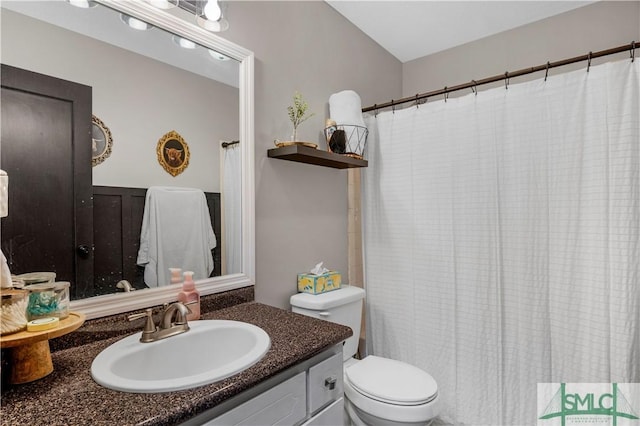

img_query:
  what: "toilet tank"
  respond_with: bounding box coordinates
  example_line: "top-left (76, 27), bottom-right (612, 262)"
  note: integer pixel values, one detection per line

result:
top-left (290, 286), bottom-right (365, 361)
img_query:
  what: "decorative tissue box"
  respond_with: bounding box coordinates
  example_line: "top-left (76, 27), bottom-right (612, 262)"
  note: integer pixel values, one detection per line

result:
top-left (297, 271), bottom-right (342, 294)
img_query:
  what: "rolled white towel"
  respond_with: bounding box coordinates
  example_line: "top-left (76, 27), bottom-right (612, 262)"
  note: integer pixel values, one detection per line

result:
top-left (329, 90), bottom-right (366, 128)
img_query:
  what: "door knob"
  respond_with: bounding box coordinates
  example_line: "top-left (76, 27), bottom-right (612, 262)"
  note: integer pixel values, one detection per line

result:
top-left (76, 245), bottom-right (91, 258)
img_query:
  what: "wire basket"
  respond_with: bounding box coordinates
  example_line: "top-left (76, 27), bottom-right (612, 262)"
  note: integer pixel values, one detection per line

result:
top-left (324, 124), bottom-right (368, 160)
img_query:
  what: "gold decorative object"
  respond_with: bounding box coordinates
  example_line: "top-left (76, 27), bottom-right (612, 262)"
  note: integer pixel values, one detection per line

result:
top-left (273, 140), bottom-right (317, 149)
top-left (91, 115), bottom-right (113, 167)
top-left (156, 130), bottom-right (190, 177)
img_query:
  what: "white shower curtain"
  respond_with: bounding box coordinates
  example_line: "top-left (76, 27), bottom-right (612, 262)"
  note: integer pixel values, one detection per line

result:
top-left (223, 144), bottom-right (242, 274)
top-left (362, 59), bottom-right (639, 425)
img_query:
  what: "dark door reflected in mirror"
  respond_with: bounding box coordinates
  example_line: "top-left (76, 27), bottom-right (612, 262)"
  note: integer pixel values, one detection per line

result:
top-left (1, 64), bottom-right (93, 298)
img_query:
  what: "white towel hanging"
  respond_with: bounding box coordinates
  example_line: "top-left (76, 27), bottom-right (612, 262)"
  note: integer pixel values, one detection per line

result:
top-left (137, 186), bottom-right (216, 288)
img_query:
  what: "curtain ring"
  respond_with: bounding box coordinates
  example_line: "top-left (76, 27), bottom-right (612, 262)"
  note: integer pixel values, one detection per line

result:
top-left (587, 51), bottom-right (592, 72)
top-left (415, 94), bottom-right (420, 108)
top-left (544, 62), bottom-right (550, 81)
top-left (631, 41), bottom-right (636, 63)
top-left (504, 71), bottom-right (509, 90)
top-left (391, 100), bottom-right (395, 114)
top-left (470, 80), bottom-right (477, 95)
top-left (444, 87), bottom-right (448, 102)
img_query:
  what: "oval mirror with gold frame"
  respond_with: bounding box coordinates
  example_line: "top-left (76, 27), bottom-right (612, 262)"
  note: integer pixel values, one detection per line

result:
top-left (157, 130), bottom-right (189, 176)
top-left (91, 115), bottom-right (113, 167)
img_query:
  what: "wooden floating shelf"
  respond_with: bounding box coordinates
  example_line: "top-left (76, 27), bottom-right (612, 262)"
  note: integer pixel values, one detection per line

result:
top-left (268, 144), bottom-right (368, 169)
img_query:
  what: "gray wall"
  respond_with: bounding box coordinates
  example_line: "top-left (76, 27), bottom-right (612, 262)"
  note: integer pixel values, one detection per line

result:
top-left (222, 1), bottom-right (402, 309)
top-left (1, 9), bottom-right (239, 192)
top-left (221, 1), bottom-right (639, 310)
top-left (403, 1), bottom-right (640, 99)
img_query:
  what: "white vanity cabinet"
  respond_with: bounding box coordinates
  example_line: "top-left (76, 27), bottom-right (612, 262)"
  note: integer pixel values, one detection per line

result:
top-left (184, 344), bottom-right (344, 426)
top-left (206, 372), bottom-right (308, 425)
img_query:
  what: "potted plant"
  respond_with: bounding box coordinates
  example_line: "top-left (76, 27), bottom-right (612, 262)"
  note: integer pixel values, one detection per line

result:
top-left (287, 91), bottom-right (314, 142)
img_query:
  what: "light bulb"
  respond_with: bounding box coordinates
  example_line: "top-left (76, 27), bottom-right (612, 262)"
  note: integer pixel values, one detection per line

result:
top-left (204, 0), bottom-right (222, 21)
top-left (67, 0), bottom-right (96, 8)
top-left (173, 35), bottom-right (197, 49)
top-left (120, 14), bottom-right (152, 31)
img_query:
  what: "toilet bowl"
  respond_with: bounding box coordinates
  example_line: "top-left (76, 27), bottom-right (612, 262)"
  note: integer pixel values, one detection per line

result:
top-left (343, 357), bottom-right (440, 426)
top-left (290, 286), bottom-right (440, 425)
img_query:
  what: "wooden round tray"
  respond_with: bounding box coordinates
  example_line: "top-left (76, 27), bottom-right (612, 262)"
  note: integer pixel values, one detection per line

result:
top-left (0, 312), bottom-right (85, 384)
top-left (0, 312), bottom-right (85, 348)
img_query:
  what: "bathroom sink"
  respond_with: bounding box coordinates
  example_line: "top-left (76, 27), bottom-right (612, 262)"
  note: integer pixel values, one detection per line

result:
top-left (91, 320), bottom-right (271, 393)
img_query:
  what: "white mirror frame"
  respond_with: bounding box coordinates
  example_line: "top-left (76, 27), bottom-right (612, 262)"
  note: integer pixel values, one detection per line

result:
top-left (71, 0), bottom-right (255, 319)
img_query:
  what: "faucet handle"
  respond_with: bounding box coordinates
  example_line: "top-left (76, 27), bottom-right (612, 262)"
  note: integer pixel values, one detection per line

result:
top-left (127, 308), bottom-right (157, 334)
top-left (127, 308), bottom-right (151, 321)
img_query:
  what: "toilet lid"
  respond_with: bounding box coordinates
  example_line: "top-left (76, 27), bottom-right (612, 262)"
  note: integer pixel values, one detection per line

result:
top-left (345, 356), bottom-right (438, 406)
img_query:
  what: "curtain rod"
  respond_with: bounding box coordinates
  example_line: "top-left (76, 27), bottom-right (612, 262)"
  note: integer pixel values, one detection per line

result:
top-left (221, 140), bottom-right (239, 148)
top-left (362, 41), bottom-right (637, 113)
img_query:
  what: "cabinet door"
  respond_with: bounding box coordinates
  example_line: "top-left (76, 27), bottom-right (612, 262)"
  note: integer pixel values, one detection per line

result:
top-left (301, 398), bottom-right (345, 426)
top-left (0, 64), bottom-right (92, 298)
top-left (307, 352), bottom-right (343, 415)
top-left (205, 372), bottom-right (307, 426)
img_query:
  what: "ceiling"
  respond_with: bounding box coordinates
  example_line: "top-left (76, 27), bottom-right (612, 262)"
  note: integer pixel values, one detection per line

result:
top-left (326, 1), bottom-right (595, 63)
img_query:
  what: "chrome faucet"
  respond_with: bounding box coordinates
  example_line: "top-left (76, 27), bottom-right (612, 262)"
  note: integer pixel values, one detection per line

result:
top-left (127, 302), bottom-right (193, 343)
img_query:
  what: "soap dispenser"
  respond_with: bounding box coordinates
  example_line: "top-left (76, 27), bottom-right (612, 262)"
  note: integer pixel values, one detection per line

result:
top-left (169, 268), bottom-right (182, 285)
top-left (177, 271), bottom-right (200, 321)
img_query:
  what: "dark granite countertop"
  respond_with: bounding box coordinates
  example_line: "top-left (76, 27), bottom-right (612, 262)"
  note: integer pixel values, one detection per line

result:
top-left (0, 302), bottom-right (352, 426)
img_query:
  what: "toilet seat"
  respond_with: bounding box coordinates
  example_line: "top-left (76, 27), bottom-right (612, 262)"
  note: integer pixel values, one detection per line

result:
top-left (344, 356), bottom-right (440, 424)
top-left (345, 356), bottom-right (438, 405)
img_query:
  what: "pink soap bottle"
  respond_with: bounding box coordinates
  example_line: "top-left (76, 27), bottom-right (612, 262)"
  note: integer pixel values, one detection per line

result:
top-left (169, 268), bottom-right (182, 285)
top-left (177, 271), bottom-right (200, 321)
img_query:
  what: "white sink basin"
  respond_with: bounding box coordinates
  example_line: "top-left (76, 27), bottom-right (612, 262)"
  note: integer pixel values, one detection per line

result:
top-left (91, 320), bottom-right (271, 393)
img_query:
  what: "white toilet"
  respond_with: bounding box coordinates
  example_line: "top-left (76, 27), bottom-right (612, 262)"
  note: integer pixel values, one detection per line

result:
top-left (290, 286), bottom-right (440, 426)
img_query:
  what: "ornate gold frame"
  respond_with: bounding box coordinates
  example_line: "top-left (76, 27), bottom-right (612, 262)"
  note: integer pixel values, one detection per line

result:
top-left (91, 115), bottom-right (113, 167)
top-left (156, 130), bottom-right (190, 177)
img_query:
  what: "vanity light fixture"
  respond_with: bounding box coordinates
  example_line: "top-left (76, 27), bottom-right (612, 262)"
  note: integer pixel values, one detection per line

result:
top-left (208, 50), bottom-right (231, 61)
top-left (120, 14), bottom-right (153, 31)
top-left (173, 35), bottom-right (197, 49)
top-left (66, 0), bottom-right (97, 8)
top-left (196, 0), bottom-right (229, 32)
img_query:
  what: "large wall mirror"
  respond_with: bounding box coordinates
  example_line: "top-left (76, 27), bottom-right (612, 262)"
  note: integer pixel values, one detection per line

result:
top-left (0, 0), bottom-right (255, 319)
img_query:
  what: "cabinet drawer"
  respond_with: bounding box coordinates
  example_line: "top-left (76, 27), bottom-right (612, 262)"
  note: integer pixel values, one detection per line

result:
top-left (307, 352), bottom-right (343, 415)
top-left (205, 372), bottom-right (307, 426)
